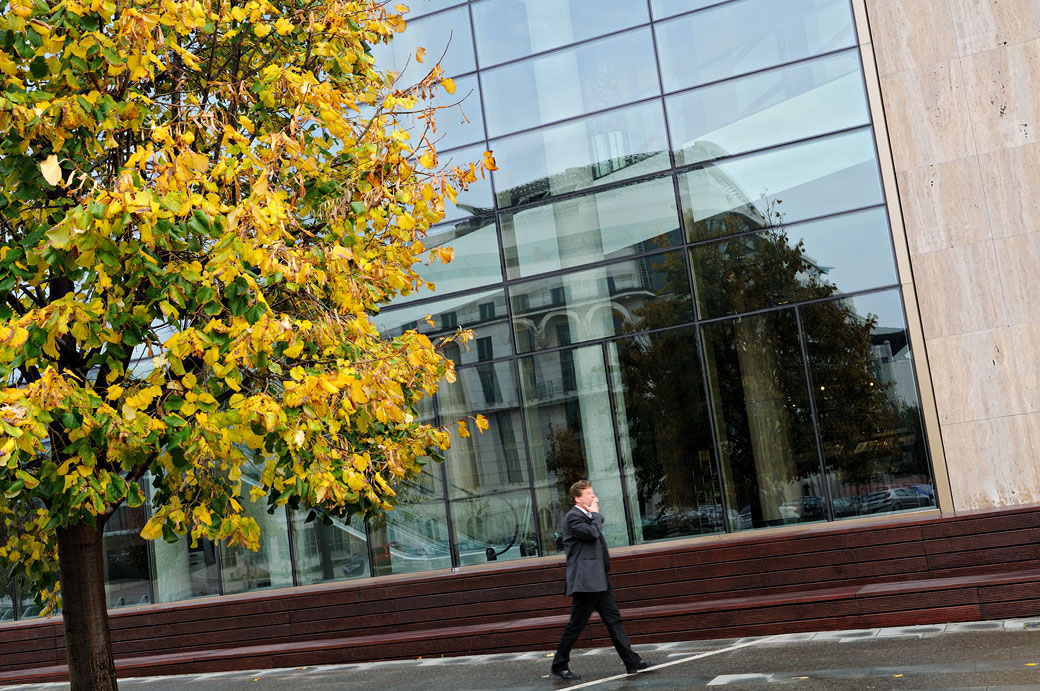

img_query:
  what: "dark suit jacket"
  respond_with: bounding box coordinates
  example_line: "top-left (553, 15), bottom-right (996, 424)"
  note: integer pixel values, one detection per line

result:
top-left (561, 505), bottom-right (611, 596)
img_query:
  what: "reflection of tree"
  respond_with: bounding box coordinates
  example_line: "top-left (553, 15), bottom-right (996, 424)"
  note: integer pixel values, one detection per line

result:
top-left (543, 423), bottom-right (587, 508)
top-left (614, 193), bottom-right (923, 532)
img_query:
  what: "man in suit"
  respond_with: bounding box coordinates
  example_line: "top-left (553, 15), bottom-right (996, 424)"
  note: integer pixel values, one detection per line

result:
top-left (550, 480), bottom-right (654, 681)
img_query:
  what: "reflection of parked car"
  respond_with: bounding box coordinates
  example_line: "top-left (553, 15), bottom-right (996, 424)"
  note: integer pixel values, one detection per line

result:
top-left (862, 487), bottom-right (933, 513)
top-left (799, 496), bottom-right (826, 521)
top-left (340, 553), bottom-right (368, 576)
top-left (831, 497), bottom-right (858, 517)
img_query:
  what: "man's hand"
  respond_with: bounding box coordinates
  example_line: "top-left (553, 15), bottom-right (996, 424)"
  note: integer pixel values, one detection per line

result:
top-left (588, 497), bottom-right (599, 514)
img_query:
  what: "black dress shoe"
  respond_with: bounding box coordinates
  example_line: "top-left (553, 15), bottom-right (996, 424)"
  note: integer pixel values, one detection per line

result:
top-left (550, 668), bottom-right (581, 680)
top-left (626, 658), bottom-right (655, 674)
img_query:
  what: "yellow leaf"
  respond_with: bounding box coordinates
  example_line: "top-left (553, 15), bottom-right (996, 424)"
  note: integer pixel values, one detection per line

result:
top-left (46, 224), bottom-right (71, 249)
top-left (107, 385), bottom-right (124, 401)
top-left (275, 17), bottom-right (293, 35)
top-left (483, 150), bottom-right (498, 171)
top-left (398, 213), bottom-right (415, 231)
top-left (254, 23), bottom-right (272, 37)
top-left (394, 3), bottom-right (410, 12)
top-left (141, 516), bottom-right (164, 541)
top-left (442, 78), bottom-right (456, 95)
top-left (284, 343), bottom-right (304, 358)
top-left (458, 419), bottom-right (470, 439)
top-left (41, 155), bottom-right (63, 186)
top-left (475, 414), bottom-right (489, 432)
top-left (415, 46), bottom-right (425, 63)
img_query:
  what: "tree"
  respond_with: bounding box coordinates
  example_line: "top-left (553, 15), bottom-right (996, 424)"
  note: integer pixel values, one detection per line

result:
top-left (0, 0), bottom-right (489, 687)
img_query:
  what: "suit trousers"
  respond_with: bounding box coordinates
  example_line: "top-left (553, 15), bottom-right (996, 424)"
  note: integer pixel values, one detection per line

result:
top-left (552, 587), bottom-right (640, 671)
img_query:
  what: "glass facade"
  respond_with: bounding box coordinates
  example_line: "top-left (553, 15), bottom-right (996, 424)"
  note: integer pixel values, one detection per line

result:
top-left (368, 0), bottom-right (934, 562)
top-left (0, 0), bottom-right (940, 620)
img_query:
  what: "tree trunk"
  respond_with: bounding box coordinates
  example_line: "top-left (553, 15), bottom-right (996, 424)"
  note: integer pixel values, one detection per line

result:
top-left (57, 522), bottom-right (118, 691)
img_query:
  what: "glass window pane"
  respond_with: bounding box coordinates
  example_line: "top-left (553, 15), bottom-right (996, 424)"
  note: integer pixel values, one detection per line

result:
top-left (402, 0), bottom-right (465, 20)
top-left (667, 49), bottom-right (869, 166)
top-left (440, 365), bottom-right (538, 563)
top-left (609, 327), bottom-right (724, 543)
top-left (521, 344), bottom-right (626, 556)
top-left (650, 0), bottom-right (721, 20)
top-left (501, 177), bottom-right (682, 279)
top-left (680, 128), bottom-right (884, 242)
top-left (220, 501), bottom-right (293, 595)
top-left (372, 6), bottom-right (475, 83)
top-left (492, 100), bottom-right (670, 209)
top-left (656, 0), bottom-right (857, 93)
top-left (152, 537), bottom-right (220, 603)
top-left (369, 464), bottom-right (452, 576)
top-left (0, 578), bottom-right (12, 622)
top-left (800, 290), bottom-right (934, 520)
top-left (482, 28), bottom-right (659, 138)
top-left (701, 310), bottom-right (824, 531)
top-left (690, 207), bottom-right (899, 319)
top-left (373, 288), bottom-right (513, 366)
top-left (398, 75), bottom-right (486, 152)
top-left (441, 145), bottom-right (494, 222)
top-left (386, 216), bottom-right (502, 305)
top-left (17, 589), bottom-right (48, 620)
top-left (511, 251), bottom-right (694, 354)
top-left (103, 505), bottom-right (153, 609)
top-left (291, 512), bottom-right (371, 585)
top-left (472, 0), bottom-right (649, 67)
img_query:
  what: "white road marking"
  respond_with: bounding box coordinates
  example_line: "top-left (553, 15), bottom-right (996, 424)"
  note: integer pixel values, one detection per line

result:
top-left (562, 635), bottom-right (781, 689)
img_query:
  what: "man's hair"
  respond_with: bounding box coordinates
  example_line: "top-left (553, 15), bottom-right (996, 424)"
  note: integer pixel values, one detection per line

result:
top-left (569, 480), bottom-right (591, 499)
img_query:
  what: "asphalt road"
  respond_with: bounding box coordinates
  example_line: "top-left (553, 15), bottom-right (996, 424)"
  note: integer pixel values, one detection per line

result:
top-left (6, 619), bottom-right (1040, 690)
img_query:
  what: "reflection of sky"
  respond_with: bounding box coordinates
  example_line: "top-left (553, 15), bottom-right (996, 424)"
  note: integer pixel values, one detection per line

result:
top-left (669, 50), bottom-right (867, 163)
top-left (835, 288), bottom-right (907, 334)
top-left (790, 207), bottom-right (897, 295)
top-left (400, 0), bottom-right (464, 20)
top-left (370, 6), bottom-right (475, 83)
top-left (471, 0), bottom-right (648, 68)
top-left (656, 0), bottom-right (856, 92)
top-left (650, 0), bottom-right (717, 20)
top-left (398, 220), bottom-right (502, 304)
top-left (481, 28), bottom-right (658, 138)
top-left (438, 146), bottom-right (494, 220)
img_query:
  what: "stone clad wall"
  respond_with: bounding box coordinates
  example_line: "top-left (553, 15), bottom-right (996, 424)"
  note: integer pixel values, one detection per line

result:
top-left (863, 0), bottom-right (1040, 509)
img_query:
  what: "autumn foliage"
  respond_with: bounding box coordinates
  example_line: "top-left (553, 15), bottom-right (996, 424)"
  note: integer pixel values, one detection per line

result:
top-left (0, 0), bottom-right (488, 684)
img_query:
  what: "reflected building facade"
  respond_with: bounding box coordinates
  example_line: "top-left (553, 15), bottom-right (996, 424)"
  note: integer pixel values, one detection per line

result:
top-left (0, 0), bottom-right (944, 619)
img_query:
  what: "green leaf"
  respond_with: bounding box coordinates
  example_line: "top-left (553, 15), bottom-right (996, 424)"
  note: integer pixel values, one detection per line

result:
top-left (350, 201), bottom-right (367, 215)
top-left (29, 56), bottom-right (48, 79)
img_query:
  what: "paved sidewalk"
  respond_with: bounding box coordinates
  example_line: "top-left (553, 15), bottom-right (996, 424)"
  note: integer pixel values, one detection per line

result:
top-left (6, 619), bottom-right (1040, 690)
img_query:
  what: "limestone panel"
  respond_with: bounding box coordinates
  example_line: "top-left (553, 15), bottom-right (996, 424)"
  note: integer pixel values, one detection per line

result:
top-left (926, 327), bottom-right (1029, 425)
top-left (942, 413), bottom-right (1040, 510)
top-left (880, 61), bottom-right (976, 171)
top-left (961, 39), bottom-right (1040, 154)
top-left (994, 232), bottom-right (1040, 325)
top-left (866, 0), bottom-right (958, 76)
top-left (978, 142), bottom-right (1040, 238)
top-left (897, 157), bottom-right (991, 255)
top-left (948, 0), bottom-right (1040, 57)
top-left (910, 242), bottom-right (1007, 338)
top-left (1010, 320), bottom-right (1040, 414)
